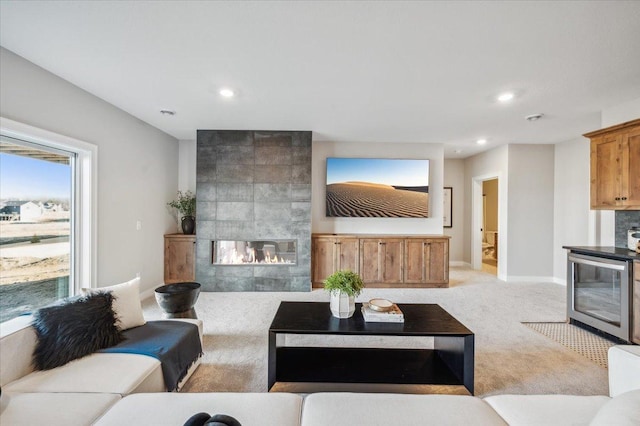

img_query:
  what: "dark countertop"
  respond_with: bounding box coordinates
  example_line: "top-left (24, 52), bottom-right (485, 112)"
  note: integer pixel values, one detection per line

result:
top-left (563, 246), bottom-right (640, 261)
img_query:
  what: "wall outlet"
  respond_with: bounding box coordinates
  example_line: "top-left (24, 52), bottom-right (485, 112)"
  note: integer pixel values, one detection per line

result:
top-left (136, 220), bottom-right (142, 231)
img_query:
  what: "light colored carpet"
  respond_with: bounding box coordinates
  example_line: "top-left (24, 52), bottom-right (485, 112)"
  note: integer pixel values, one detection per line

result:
top-left (523, 322), bottom-right (616, 368)
top-left (142, 266), bottom-right (609, 397)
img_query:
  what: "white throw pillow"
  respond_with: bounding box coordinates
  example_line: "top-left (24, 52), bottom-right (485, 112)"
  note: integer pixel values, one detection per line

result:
top-left (82, 277), bottom-right (146, 330)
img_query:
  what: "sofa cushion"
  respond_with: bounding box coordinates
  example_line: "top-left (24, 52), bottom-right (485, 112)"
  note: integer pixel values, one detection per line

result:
top-left (483, 394), bottom-right (610, 426)
top-left (93, 392), bottom-right (304, 426)
top-left (0, 315), bottom-right (37, 386)
top-left (3, 353), bottom-right (162, 395)
top-left (590, 389), bottom-right (640, 426)
top-left (83, 277), bottom-right (146, 330)
top-left (301, 392), bottom-right (507, 426)
top-left (608, 345), bottom-right (640, 397)
top-left (0, 392), bottom-right (120, 426)
top-left (32, 292), bottom-right (123, 370)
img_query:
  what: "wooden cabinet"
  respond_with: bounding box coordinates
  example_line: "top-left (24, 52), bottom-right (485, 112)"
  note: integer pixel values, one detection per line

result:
top-left (633, 261), bottom-right (640, 345)
top-left (585, 118), bottom-right (640, 209)
top-left (164, 234), bottom-right (196, 284)
top-left (311, 235), bottom-right (359, 285)
top-left (312, 234), bottom-right (450, 288)
top-left (359, 238), bottom-right (404, 284)
top-left (404, 238), bottom-right (449, 286)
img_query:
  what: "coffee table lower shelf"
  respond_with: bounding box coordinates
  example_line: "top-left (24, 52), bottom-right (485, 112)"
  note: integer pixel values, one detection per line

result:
top-left (269, 347), bottom-right (470, 395)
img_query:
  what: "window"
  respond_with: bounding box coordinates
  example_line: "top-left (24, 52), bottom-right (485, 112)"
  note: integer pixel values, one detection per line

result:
top-left (0, 118), bottom-right (96, 323)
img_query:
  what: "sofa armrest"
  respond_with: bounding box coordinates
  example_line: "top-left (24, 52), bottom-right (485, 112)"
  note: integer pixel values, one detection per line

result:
top-left (0, 315), bottom-right (37, 386)
top-left (160, 318), bottom-right (203, 344)
top-left (609, 345), bottom-right (640, 397)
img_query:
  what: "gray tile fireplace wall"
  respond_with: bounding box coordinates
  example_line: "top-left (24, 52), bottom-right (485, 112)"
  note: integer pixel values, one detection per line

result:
top-left (195, 130), bottom-right (312, 291)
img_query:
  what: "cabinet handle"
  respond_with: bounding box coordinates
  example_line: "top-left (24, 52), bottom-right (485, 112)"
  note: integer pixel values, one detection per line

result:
top-left (615, 197), bottom-right (620, 200)
top-left (622, 197), bottom-right (628, 200)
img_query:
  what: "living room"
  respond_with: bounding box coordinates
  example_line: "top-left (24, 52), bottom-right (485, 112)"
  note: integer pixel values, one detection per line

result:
top-left (1, 2), bottom-right (640, 425)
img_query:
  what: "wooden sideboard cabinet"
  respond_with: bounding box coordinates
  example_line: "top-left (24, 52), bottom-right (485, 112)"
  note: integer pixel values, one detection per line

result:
top-left (311, 235), bottom-right (359, 285)
top-left (312, 234), bottom-right (450, 288)
top-left (164, 234), bottom-right (196, 284)
top-left (585, 118), bottom-right (640, 210)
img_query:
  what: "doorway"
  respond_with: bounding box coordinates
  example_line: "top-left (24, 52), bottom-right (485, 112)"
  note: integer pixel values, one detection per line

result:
top-left (482, 179), bottom-right (498, 275)
top-left (471, 173), bottom-right (503, 279)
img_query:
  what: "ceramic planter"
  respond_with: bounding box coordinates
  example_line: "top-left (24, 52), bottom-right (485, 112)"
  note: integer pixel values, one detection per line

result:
top-left (330, 290), bottom-right (355, 318)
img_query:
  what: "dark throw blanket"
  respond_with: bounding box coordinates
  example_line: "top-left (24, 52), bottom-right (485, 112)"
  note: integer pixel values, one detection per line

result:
top-left (98, 320), bottom-right (202, 391)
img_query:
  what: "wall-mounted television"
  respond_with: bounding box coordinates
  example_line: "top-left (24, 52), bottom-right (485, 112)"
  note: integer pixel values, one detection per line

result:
top-left (325, 157), bottom-right (430, 218)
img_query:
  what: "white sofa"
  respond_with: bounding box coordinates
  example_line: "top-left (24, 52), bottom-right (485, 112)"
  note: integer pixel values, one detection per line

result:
top-left (2, 313), bottom-right (639, 425)
top-left (0, 314), bottom-right (203, 425)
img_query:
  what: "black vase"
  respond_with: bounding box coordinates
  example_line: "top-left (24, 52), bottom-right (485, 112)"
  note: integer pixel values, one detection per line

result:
top-left (181, 216), bottom-right (195, 235)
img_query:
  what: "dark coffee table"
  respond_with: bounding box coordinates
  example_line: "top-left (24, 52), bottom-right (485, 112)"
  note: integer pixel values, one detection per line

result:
top-left (268, 301), bottom-right (474, 394)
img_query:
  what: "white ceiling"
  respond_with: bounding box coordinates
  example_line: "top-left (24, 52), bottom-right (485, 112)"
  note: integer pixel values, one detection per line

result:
top-left (1, 1), bottom-right (640, 158)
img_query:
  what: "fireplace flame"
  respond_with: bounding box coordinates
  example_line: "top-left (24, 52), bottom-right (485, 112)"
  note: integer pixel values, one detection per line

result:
top-left (216, 243), bottom-right (294, 265)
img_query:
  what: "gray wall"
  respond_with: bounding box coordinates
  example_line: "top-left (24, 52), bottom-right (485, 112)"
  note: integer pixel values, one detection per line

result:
top-left (195, 130), bottom-right (312, 291)
top-left (507, 144), bottom-right (555, 278)
top-left (0, 47), bottom-right (179, 294)
top-left (444, 159), bottom-right (465, 262)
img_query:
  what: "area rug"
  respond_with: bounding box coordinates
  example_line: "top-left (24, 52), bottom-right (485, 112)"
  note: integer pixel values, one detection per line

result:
top-left (523, 322), bottom-right (616, 368)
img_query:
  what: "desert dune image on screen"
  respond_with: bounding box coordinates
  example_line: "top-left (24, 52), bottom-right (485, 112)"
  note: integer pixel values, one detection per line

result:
top-left (325, 158), bottom-right (429, 218)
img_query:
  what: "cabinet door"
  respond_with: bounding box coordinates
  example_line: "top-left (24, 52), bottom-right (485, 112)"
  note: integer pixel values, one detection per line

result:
top-left (381, 239), bottom-right (404, 283)
top-left (359, 239), bottom-right (381, 283)
top-left (633, 261), bottom-right (640, 345)
top-left (335, 237), bottom-right (359, 274)
top-left (404, 239), bottom-right (426, 283)
top-left (425, 239), bottom-right (449, 284)
top-left (621, 127), bottom-right (640, 207)
top-left (404, 239), bottom-right (449, 284)
top-left (164, 235), bottom-right (196, 284)
top-left (360, 238), bottom-right (404, 283)
top-left (312, 237), bottom-right (337, 284)
top-left (591, 134), bottom-right (622, 208)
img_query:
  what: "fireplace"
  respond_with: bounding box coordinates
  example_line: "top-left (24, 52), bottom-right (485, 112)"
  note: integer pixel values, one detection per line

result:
top-left (195, 130), bottom-right (311, 292)
top-left (214, 240), bottom-right (297, 265)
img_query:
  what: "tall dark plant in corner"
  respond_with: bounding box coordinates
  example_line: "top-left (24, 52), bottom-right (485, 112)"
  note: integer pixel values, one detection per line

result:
top-left (168, 190), bottom-right (196, 234)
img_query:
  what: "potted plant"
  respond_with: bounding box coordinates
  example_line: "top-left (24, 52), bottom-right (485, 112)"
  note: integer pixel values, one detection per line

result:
top-left (167, 190), bottom-right (196, 234)
top-left (323, 269), bottom-right (364, 318)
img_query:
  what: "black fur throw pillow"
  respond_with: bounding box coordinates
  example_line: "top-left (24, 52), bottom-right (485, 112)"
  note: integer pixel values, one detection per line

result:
top-left (32, 292), bottom-right (123, 370)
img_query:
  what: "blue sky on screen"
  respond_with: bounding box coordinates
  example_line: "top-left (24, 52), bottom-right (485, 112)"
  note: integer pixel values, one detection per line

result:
top-left (0, 153), bottom-right (71, 199)
top-left (326, 158), bottom-right (429, 186)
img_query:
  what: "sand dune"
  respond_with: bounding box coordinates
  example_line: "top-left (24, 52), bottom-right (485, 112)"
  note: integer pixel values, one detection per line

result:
top-left (326, 182), bottom-right (428, 218)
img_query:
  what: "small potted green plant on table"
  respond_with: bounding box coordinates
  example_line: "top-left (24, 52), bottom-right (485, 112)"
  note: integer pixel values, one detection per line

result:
top-left (324, 269), bottom-right (364, 318)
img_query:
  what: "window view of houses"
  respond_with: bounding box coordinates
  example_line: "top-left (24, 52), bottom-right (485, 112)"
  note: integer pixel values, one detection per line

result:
top-left (0, 145), bottom-right (72, 322)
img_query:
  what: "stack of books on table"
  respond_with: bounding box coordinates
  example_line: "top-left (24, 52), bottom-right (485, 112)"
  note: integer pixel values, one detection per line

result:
top-left (361, 303), bottom-right (404, 323)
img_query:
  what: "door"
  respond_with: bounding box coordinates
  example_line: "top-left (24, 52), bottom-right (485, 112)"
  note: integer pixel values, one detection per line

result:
top-left (591, 134), bottom-right (622, 208)
top-left (425, 239), bottom-right (448, 284)
top-left (482, 178), bottom-right (499, 275)
top-left (312, 236), bottom-right (336, 285)
top-left (335, 237), bottom-right (359, 273)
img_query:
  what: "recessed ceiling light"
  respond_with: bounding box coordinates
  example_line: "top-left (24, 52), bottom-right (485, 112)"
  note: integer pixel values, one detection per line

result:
top-left (219, 88), bottom-right (235, 98)
top-left (160, 110), bottom-right (176, 115)
top-left (497, 92), bottom-right (514, 102)
top-left (476, 139), bottom-right (487, 145)
top-left (526, 113), bottom-right (544, 121)
top-left (454, 149), bottom-right (463, 154)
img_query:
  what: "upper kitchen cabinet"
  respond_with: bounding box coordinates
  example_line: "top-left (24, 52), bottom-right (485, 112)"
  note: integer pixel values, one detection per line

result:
top-left (585, 118), bottom-right (640, 210)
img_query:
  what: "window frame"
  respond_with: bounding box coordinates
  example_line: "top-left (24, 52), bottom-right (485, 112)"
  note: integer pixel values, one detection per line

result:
top-left (0, 117), bottom-right (97, 294)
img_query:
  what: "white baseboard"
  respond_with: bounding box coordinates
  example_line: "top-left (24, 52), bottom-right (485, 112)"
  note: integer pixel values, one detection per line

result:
top-left (506, 275), bottom-right (564, 284)
top-left (450, 261), bottom-right (471, 267)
